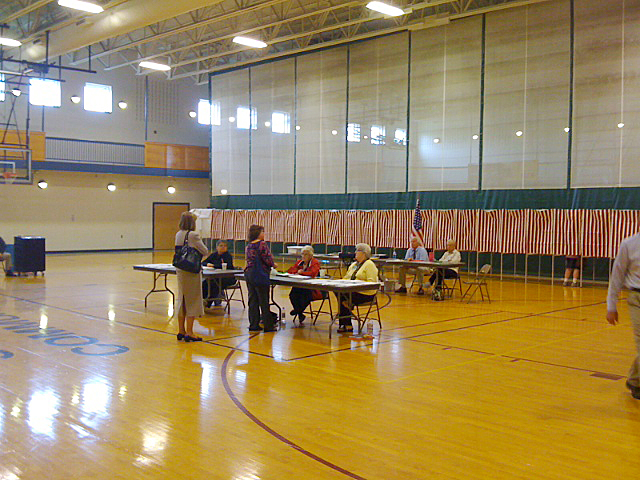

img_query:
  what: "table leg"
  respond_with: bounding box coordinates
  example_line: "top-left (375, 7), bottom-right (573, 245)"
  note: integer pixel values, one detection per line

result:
top-left (144, 273), bottom-right (174, 308)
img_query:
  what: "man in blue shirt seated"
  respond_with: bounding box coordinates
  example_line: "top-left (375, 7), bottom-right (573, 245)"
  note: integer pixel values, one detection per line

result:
top-left (0, 237), bottom-right (15, 277)
top-left (201, 240), bottom-right (236, 307)
top-left (396, 236), bottom-right (431, 295)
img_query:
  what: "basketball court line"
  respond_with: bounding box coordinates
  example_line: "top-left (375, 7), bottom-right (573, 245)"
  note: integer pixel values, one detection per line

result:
top-left (407, 338), bottom-right (625, 378)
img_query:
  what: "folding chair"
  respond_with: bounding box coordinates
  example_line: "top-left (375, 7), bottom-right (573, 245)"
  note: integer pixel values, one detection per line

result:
top-left (441, 271), bottom-right (463, 299)
top-left (309, 291), bottom-right (333, 325)
top-left (460, 264), bottom-right (492, 303)
top-left (352, 291), bottom-right (391, 335)
top-left (223, 280), bottom-right (246, 311)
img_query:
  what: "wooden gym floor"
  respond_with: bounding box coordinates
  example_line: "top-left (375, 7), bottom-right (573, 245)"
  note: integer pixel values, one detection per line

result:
top-left (0, 251), bottom-right (639, 479)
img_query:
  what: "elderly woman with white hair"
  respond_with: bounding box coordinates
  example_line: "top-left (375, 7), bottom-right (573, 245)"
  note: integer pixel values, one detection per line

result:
top-left (336, 243), bottom-right (379, 333)
top-left (287, 245), bottom-right (321, 325)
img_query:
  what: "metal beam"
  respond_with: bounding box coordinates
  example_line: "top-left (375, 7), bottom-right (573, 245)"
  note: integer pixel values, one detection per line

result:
top-left (1, 0), bottom-right (56, 24)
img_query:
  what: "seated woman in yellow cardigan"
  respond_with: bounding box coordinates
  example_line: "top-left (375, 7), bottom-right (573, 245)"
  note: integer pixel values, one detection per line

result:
top-left (336, 243), bottom-right (379, 333)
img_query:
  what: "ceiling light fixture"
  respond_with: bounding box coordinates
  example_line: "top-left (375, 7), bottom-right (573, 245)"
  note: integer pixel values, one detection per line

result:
top-left (220, 189), bottom-right (228, 195)
top-left (366, 1), bottom-right (405, 17)
top-left (515, 130), bottom-right (523, 137)
top-left (228, 116), bottom-right (236, 123)
top-left (433, 138), bottom-right (440, 144)
top-left (232, 36), bottom-right (268, 49)
top-left (139, 61), bottom-right (171, 71)
top-left (0, 38), bottom-right (22, 48)
top-left (564, 127), bottom-right (570, 133)
top-left (264, 121), bottom-right (271, 127)
top-left (167, 186), bottom-right (176, 194)
top-left (11, 89), bottom-right (21, 97)
top-left (57, 0), bottom-right (104, 14)
top-left (107, 183), bottom-right (116, 192)
top-left (188, 111), bottom-right (197, 118)
top-left (618, 122), bottom-right (625, 129)
top-left (118, 101), bottom-right (127, 109)
top-left (37, 180), bottom-right (48, 189)
top-left (70, 95), bottom-right (81, 104)
top-left (472, 134), bottom-right (479, 140)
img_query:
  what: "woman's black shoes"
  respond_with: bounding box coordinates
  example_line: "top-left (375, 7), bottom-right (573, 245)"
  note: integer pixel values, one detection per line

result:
top-left (178, 333), bottom-right (203, 342)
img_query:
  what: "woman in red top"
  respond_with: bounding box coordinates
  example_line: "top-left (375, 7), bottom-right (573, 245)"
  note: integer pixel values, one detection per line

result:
top-left (287, 245), bottom-right (321, 326)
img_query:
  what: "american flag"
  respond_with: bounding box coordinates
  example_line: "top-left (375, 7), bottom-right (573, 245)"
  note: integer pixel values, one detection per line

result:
top-left (411, 200), bottom-right (424, 244)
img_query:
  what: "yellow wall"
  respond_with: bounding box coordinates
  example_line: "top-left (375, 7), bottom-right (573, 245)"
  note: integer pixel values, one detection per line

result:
top-left (0, 171), bottom-right (210, 251)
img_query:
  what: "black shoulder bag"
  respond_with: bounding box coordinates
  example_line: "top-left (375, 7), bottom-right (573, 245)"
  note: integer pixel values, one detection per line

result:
top-left (173, 231), bottom-right (203, 273)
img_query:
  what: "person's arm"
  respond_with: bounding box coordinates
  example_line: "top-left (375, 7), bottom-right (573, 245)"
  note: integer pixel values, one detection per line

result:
top-left (287, 260), bottom-right (301, 274)
top-left (260, 242), bottom-right (276, 268)
top-left (223, 252), bottom-right (234, 269)
top-left (607, 242), bottom-right (630, 322)
top-left (363, 261), bottom-right (379, 282)
top-left (202, 253), bottom-right (215, 266)
top-left (189, 232), bottom-right (209, 257)
top-left (404, 249), bottom-right (412, 261)
top-left (299, 259), bottom-right (320, 277)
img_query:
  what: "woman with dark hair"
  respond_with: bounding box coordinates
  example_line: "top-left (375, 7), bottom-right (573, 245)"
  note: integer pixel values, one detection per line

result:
top-left (244, 224), bottom-right (277, 332)
top-left (175, 211), bottom-right (209, 342)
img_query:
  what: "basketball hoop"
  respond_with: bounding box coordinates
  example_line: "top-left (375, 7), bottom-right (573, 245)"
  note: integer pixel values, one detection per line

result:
top-left (2, 172), bottom-right (18, 184)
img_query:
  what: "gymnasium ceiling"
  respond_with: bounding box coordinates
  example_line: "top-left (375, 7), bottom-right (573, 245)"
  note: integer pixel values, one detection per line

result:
top-left (1, 0), bottom-right (549, 84)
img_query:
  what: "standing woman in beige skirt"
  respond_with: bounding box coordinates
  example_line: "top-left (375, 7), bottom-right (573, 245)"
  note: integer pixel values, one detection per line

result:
top-left (175, 212), bottom-right (209, 342)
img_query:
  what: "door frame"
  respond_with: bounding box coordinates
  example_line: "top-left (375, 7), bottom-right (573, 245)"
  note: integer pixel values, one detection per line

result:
top-left (152, 202), bottom-right (190, 250)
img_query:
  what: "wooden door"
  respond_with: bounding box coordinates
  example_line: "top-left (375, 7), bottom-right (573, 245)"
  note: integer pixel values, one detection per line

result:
top-left (153, 203), bottom-right (190, 250)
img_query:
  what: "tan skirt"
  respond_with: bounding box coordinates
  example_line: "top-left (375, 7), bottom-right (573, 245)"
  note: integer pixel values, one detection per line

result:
top-left (175, 269), bottom-right (205, 318)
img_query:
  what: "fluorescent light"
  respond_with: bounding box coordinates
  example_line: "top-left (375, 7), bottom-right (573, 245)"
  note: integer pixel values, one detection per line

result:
top-left (515, 130), bottom-right (523, 137)
top-left (37, 180), bottom-right (48, 189)
top-left (472, 134), bottom-right (479, 140)
top-left (167, 186), bottom-right (176, 194)
top-left (618, 122), bottom-right (625, 129)
top-left (0, 38), bottom-right (22, 48)
top-left (232, 36), bottom-right (268, 49)
top-left (220, 189), bottom-right (228, 195)
top-left (366, 1), bottom-right (405, 17)
top-left (11, 89), bottom-right (21, 97)
top-left (139, 61), bottom-right (171, 71)
top-left (564, 127), bottom-right (570, 133)
top-left (57, 0), bottom-right (104, 14)
top-left (188, 111), bottom-right (197, 118)
top-left (433, 138), bottom-right (440, 144)
top-left (70, 95), bottom-right (81, 104)
top-left (107, 183), bottom-right (116, 192)
top-left (118, 101), bottom-right (127, 109)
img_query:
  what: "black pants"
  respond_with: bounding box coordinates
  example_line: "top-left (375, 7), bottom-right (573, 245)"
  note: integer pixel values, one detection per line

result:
top-left (334, 292), bottom-right (376, 326)
top-left (289, 287), bottom-right (313, 316)
top-left (429, 269), bottom-right (458, 287)
top-left (202, 277), bottom-right (236, 303)
top-left (247, 282), bottom-right (273, 330)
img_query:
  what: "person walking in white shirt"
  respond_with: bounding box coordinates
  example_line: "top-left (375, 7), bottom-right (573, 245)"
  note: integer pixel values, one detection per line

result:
top-left (606, 232), bottom-right (640, 400)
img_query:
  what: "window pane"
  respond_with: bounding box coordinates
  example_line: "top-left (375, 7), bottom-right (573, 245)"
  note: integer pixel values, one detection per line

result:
top-left (84, 83), bottom-right (112, 113)
top-left (371, 125), bottom-right (386, 145)
top-left (198, 99), bottom-right (211, 125)
top-left (237, 106), bottom-right (256, 130)
top-left (271, 111), bottom-right (290, 134)
top-left (347, 123), bottom-right (361, 143)
top-left (29, 78), bottom-right (61, 107)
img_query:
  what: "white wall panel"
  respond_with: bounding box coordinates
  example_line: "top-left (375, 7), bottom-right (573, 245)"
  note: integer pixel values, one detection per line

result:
top-left (409, 17), bottom-right (481, 191)
top-left (250, 60), bottom-right (295, 195)
top-left (347, 34), bottom-right (408, 193)
top-left (296, 48), bottom-right (348, 194)
top-left (211, 69), bottom-right (250, 195)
